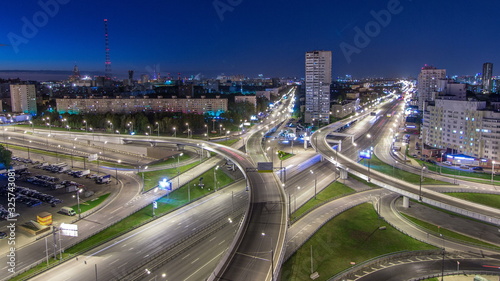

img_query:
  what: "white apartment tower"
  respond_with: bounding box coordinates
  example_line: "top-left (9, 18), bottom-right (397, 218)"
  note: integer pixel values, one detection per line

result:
top-left (417, 65), bottom-right (446, 110)
top-left (423, 99), bottom-right (500, 162)
top-left (10, 84), bottom-right (37, 115)
top-left (305, 50), bottom-right (332, 124)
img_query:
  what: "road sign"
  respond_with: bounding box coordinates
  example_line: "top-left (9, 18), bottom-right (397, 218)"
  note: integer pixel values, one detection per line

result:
top-left (153, 201), bottom-right (158, 209)
top-left (359, 150), bottom-right (371, 159)
top-left (257, 162), bottom-right (273, 173)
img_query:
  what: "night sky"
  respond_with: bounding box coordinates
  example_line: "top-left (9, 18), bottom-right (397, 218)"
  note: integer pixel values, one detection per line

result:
top-left (1, 0), bottom-right (499, 80)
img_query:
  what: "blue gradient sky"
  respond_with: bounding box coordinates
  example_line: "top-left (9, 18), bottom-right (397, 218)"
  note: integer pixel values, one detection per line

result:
top-left (1, 0), bottom-right (499, 79)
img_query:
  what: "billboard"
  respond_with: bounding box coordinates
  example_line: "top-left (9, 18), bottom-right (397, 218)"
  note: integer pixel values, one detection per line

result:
top-left (60, 223), bottom-right (78, 237)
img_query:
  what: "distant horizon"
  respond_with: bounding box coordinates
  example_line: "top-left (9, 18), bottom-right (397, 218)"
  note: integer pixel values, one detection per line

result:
top-left (0, 68), bottom-right (494, 82)
top-left (2, 0), bottom-right (499, 82)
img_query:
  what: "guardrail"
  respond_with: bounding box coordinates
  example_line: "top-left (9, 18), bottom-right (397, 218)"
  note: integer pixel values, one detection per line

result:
top-left (10, 175), bottom-right (239, 281)
top-left (328, 249), bottom-right (451, 281)
top-left (127, 209), bottom-right (247, 280)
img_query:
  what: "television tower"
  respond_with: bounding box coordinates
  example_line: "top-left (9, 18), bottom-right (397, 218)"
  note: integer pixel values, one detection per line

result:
top-left (104, 19), bottom-right (112, 79)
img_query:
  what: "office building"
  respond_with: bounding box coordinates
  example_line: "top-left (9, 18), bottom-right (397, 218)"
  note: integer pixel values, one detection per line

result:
top-left (482, 62), bottom-right (493, 94)
top-left (417, 65), bottom-right (446, 110)
top-left (305, 50), bottom-right (332, 124)
top-left (10, 84), bottom-right (37, 115)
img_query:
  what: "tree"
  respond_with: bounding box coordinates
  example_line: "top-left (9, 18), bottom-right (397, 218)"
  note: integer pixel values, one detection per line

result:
top-left (0, 145), bottom-right (12, 169)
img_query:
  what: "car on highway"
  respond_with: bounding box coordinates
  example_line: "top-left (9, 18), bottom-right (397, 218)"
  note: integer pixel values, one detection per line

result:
top-left (472, 167), bottom-right (484, 171)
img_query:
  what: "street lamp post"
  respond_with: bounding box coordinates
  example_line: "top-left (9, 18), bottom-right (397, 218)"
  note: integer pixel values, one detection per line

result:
top-left (155, 122), bottom-right (159, 137)
top-left (186, 123), bottom-right (190, 138)
top-left (140, 166), bottom-right (148, 193)
top-left (419, 166), bottom-right (426, 201)
top-left (75, 188), bottom-right (83, 219)
top-left (173, 127), bottom-right (176, 137)
top-left (205, 124), bottom-right (209, 140)
top-left (83, 120), bottom-right (87, 132)
top-left (115, 160), bottom-right (121, 185)
top-left (147, 126), bottom-right (151, 136)
top-left (214, 165), bottom-right (219, 191)
top-left (310, 170), bottom-right (317, 199)
top-left (177, 153), bottom-right (183, 190)
top-left (28, 140), bottom-right (31, 160)
top-left (440, 152), bottom-right (444, 175)
top-left (492, 161), bottom-right (496, 185)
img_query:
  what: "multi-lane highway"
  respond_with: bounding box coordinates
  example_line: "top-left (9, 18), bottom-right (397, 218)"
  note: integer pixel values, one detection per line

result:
top-left (311, 99), bottom-right (500, 225)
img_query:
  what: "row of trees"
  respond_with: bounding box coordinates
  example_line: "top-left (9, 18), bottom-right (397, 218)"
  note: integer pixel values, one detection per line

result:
top-left (33, 100), bottom-right (266, 136)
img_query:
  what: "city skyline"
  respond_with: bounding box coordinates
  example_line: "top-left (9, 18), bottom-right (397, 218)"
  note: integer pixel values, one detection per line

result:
top-left (1, 0), bottom-right (500, 80)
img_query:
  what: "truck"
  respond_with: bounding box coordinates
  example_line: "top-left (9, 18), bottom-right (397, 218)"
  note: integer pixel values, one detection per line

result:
top-left (96, 174), bottom-right (111, 184)
top-left (74, 169), bottom-right (91, 178)
top-left (59, 206), bottom-right (76, 216)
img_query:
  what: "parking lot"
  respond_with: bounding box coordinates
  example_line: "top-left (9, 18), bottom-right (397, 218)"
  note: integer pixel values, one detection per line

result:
top-left (0, 156), bottom-right (117, 237)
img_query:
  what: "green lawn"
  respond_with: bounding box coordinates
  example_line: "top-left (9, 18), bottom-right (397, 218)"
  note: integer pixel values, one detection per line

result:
top-left (70, 193), bottom-right (110, 214)
top-left (361, 155), bottom-right (449, 185)
top-left (217, 138), bottom-right (240, 147)
top-left (349, 174), bottom-right (379, 189)
top-left (291, 181), bottom-right (354, 221)
top-left (401, 214), bottom-right (500, 250)
top-left (147, 153), bottom-right (190, 167)
top-left (445, 193), bottom-right (500, 209)
top-left (141, 161), bottom-right (200, 191)
top-left (281, 203), bottom-right (436, 281)
top-left (413, 158), bottom-right (500, 184)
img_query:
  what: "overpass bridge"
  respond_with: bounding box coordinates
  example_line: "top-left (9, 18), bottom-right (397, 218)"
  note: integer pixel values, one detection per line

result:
top-left (311, 121), bottom-right (500, 225)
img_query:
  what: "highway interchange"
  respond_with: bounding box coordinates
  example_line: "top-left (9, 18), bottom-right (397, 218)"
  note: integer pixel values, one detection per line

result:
top-left (1, 85), bottom-right (500, 280)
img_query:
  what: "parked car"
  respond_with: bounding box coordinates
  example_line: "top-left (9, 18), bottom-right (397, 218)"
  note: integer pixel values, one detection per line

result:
top-left (472, 167), bottom-right (484, 171)
top-left (0, 232), bottom-right (7, 239)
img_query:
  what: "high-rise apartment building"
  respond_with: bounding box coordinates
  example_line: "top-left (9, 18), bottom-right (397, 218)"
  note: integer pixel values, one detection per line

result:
top-left (422, 99), bottom-right (500, 162)
top-left (305, 50), bottom-right (332, 124)
top-left (417, 65), bottom-right (446, 110)
top-left (482, 62), bottom-right (493, 94)
top-left (10, 84), bottom-right (37, 115)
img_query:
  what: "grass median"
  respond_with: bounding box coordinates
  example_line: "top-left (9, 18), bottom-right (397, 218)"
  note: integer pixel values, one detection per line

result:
top-left (70, 193), bottom-right (110, 214)
top-left (281, 203), bottom-right (436, 281)
top-left (291, 181), bottom-right (354, 221)
top-left (361, 155), bottom-right (449, 185)
top-left (444, 193), bottom-right (500, 209)
top-left (401, 213), bottom-right (500, 250)
top-left (141, 161), bottom-right (199, 192)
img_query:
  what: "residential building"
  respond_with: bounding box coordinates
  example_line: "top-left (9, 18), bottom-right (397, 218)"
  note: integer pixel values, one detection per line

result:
top-left (417, 65), bottom-right (446, 110)
top-left (422, 99), bottom-right (500, 162)
top-left (305, 50), bottom-right (332, 124)
top-left (437, 79), bottom-right (466, 101)
top-left (10, 84), bottom-right (37, 115)
top-left (56, 96), bottom-right (228, 115)
top-left (482, 62), bottom-right (493, 94)
top-left (235, 95), bottom-right (257, 107)
top-left (330, 99), bottom-right (359, 118)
